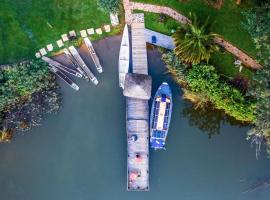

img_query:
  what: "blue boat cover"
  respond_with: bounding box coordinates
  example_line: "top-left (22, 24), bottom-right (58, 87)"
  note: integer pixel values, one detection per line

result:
top-left (151, 138), bottom-right (165, 149)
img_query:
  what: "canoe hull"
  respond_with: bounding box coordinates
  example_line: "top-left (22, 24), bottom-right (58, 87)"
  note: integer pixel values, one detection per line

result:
top-left (118, 24), bottom-right (130, 89)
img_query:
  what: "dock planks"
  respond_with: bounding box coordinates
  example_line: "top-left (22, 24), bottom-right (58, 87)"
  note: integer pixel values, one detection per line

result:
top-left (126, 13), bottom-right (150, 191)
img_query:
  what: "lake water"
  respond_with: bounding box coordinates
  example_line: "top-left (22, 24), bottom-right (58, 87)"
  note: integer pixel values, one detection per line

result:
top-left (0, 36), bottom-right (270, 200)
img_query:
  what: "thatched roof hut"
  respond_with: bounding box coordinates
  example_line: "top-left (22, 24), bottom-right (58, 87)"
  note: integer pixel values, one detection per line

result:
top-left (123, 73), bottom-right (152, 100)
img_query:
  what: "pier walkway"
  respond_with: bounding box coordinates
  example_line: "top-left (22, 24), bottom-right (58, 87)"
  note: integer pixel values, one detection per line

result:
top-left (123, 13), bottom-right (151, 191)
top-left (145, 29), bottom-right (175, 50)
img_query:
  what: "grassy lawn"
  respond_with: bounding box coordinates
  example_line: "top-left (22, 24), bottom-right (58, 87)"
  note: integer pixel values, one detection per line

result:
top-left (134, 0), bottom-right (256, 77)
top-left (0, 0), bottom-right (115, 65)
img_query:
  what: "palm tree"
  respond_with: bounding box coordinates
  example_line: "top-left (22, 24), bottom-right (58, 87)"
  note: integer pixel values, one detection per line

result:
top-left (172, 13), bottom-right (219, 65)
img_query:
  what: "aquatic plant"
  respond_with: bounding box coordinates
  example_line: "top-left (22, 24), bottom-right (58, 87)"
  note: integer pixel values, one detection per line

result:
top-left (0, 60), bottom-right (61, 139)
top-left (0, 127), bottom-right (12, 142)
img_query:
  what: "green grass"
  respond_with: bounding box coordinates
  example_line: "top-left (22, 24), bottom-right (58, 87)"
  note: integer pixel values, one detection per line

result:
top-left (134, 0), bottom-right (257, 77)
top-left (0, 0), bottom-right (117, 64)
top-left (134, 0), bottom-right (257, 56)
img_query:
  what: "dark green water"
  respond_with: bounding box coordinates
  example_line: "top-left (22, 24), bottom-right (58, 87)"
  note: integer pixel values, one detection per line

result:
top-left (0, 36), bottom-right (270, 200)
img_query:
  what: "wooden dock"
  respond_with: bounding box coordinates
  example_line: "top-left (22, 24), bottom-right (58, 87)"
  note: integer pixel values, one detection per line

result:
top-left (123, 13), bottom-right (151, 191)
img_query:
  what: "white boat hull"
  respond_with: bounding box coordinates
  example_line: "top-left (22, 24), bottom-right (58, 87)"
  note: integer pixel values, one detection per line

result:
top-left (118, 24), bottom-right (130, 89)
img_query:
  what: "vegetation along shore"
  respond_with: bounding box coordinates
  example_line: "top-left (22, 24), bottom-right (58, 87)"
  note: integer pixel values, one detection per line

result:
top-left (1, 0), bottom-right (270, 160)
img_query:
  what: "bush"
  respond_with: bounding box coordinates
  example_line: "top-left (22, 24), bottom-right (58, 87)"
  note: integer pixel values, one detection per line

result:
top-left (0, 60), bottom-right (61, 139)
top-left (0, 60), bottom-right (53, 112)
top-left (186, 65), bottom-right (255, 122)
top-left (97, 0), bottom-right (120, 13)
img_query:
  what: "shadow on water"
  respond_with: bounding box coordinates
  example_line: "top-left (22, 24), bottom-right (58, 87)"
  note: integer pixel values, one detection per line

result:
top-left (147, 44), bottom-right (249, 139)
top-left (181, 101), bottom-right (249, 139)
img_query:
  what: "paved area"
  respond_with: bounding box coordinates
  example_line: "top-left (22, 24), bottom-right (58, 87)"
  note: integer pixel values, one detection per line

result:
top-left (145, 29), bottom-right (175, 50)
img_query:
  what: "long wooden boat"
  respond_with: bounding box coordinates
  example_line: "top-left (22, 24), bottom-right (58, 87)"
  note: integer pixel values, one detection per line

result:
top-left (47, 65), bottom-right (79, 91)
top-left (83, 37), bottom-right (103, 73)
top-left (68, 46), bottom-right (98, 85)
top-left (150, 82), bottom-right (172, 150)
top-left (118, 24), bottom-right (130, 89)
top-left (42, 56), bottom-right (83, 78)
top-left (63, 48), bottom-right (88, 78)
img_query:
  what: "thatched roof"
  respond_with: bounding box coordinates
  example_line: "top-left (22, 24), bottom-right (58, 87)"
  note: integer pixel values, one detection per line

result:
top-left (123, 73), bottom-right (152, 100)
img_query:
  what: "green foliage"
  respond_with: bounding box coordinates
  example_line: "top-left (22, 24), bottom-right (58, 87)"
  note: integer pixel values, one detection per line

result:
top-left (186, 65), bottom-right (255, 122)
top-left (97, 0), bottom-right (120, 13)
top-left (0, 60), bottom-right (61, 139)
top-left (162, 52), bottom-right (255, 122)
top-left (162, 51), bottom-right (188, 85)
top-left (0, 60), bottom-right (53, 112)
top-left (172, 13), bottom-right (219, 64)
top-left (243, 3), bottom-right (270, 155)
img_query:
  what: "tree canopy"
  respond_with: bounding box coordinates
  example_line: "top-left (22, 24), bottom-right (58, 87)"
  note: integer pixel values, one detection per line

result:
top-left (172, 13), bottom-right (219, 65)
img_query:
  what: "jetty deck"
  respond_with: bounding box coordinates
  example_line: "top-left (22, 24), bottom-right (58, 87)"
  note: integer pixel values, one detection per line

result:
top-left (144, 29), bottom-right (175, 50)
top-left (124, 13), bottom-right (151, 191)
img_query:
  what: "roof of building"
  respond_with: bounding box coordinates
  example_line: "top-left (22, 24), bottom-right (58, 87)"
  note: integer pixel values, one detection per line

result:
top-left (123, 73), bottom-right (152, 100)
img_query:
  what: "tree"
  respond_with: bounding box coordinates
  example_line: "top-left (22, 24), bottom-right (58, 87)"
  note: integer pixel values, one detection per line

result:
top-left (243, 3), bottom-right (270, 156)
top-left (97, 0), bottom-right (120, 14)
top-left (172, 13), bottom-right (219, 65)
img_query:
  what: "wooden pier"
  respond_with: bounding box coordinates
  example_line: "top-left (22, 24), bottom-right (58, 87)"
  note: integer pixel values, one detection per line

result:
top-left (123, 13), bottom-right (151, 191)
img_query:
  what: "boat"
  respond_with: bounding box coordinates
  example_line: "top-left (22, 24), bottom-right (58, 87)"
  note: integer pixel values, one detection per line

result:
top-left (42, 56), bottom-right (83, 78)
top-left (83, 37), bottom-right (103, 73)
top-left (63, 48), bottom-right (88, 78)
top-left (118, 24), bottom-right (130, 89)
top-left (47, 65), bottom-right (79, 91)
top-left (150, 82), bottom-right (173, 150)
top-left (68, 46), bottom-right (98, 85)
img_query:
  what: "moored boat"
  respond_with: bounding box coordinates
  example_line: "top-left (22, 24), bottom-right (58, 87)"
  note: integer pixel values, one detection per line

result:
top-left (118, 24), bottom-right (130, 89)
top-left (150, 82), bottom-right (172, 150)
top-left (47, 65), bottom-right (79, 91)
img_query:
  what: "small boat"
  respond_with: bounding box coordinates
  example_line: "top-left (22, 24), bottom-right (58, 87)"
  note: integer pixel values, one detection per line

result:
top-left (42, 56), bottom-right (83, 78)
top-left (118, 24), bottom-right (130, 89)
top-left (84, 37), bottom-right (103, 73)
top-left (150, 82), bottom-right (173, 150)
top-left (68, 46), bottom-right (98, 85)
top-left (47, 65), bottom-right (79, 91)
top-left (63, 48), bottom-right (88, 78)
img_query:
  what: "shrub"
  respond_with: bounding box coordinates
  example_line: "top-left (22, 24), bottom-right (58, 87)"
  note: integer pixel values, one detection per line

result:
top-left (186, 65), bottom-right (255, 122)
top-left (97, 0), bottom-right (120, 13)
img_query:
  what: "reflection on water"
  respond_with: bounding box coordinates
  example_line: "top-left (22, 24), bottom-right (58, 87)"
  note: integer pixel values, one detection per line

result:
top-left (181, 101), bottom-right (249, 138)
